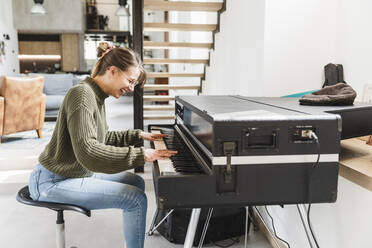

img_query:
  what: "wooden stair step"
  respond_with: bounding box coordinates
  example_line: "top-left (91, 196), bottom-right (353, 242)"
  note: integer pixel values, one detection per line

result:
top-left (143, 95), bottom-right (175, 101)
top-left (144, 84), bottom-right (200, 90)
top-left (143, 58), bottom-right (208, 64)
top-left (144, 115), bottom-right (175, 120)
top-left (144, 23), bottom-right (217, 32)
top-left (144, 41), bottom-right (213, 49)
top-left (144, 1), bottom-right (223, 12)
top-left (147, 73), bottom-right (204, 78)
top-left (143, 105), bottom-right (175, 111)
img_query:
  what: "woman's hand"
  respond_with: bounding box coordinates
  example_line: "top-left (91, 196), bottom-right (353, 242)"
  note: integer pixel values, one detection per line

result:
top-left (144, 149), bottom-right (178, 162)
top-left (140, 131), bottom-right (168, 141)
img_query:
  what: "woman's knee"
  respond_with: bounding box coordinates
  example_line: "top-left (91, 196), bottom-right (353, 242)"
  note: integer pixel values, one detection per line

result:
top-left (120, 186), bottom-right (147, 212)
top-left (136, 176), bottom-right (145, 192)
top-left (127, 172), bottom-right (145, 191)
top-left (136, 190), bottom-right (147, 208)
top-left (125, 189), bottom-right (147, 212)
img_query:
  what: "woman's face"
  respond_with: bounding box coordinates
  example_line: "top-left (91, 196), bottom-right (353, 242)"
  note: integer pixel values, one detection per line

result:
top-left (107, 66), bottom-right (141, 98)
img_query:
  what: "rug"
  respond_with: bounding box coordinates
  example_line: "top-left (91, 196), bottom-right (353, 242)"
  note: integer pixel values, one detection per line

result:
top-left (0, 122), bottom-right (56, 150)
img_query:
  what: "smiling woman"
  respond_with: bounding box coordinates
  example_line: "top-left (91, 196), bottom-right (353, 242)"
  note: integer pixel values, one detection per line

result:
top-left (27, 41), bottom-right (178, 248)
top-left (91, 42), bottom-right (146, 98)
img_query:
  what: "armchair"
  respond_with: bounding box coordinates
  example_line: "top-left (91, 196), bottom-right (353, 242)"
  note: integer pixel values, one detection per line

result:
top-left (0, 76), bottom-right (46, 143)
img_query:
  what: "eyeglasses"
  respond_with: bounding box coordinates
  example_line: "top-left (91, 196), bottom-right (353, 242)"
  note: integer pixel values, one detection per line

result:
top-left (122, 72), bottom-right (138, 87)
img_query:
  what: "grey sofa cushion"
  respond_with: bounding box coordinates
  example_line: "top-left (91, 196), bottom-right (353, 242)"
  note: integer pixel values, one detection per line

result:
top-left (72, 76), bottom-right (81, 86)
top-left (30, 73), bottom-right (74, 95)
top-left (45, 109), bottom-right (59, 116)
top-left (46, 95), bottom-right (65, 110)
top-left (44, 74), bottom-right (74, 95)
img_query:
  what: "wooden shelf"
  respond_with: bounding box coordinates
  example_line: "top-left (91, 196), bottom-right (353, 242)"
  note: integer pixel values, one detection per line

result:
top-left (143, 95), bottom-right (175, 101)
top-left (85, 29), bottom-right (130, 35)
top-left (144, 58), bottom-right (208, 64)
top-left (143, 41), bottom-right (213, 49)
top-left (339, 138), bottom-right (372, 192)
top-left (144, 105), bottom-right (175, 111)
top-left (144, 1), bottom-right (223, 12)
top-left (144, 115), bottom-right (175, 120)
top-left (147, 73), bottom-right (204, 78)
top-left (144, 84), bottom-right (200, 90)
top-left (144, 23), bottom-right (217, 32)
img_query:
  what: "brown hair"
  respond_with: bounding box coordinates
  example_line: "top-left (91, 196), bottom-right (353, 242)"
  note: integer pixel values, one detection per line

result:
top-left (91, 42), bottom-right (146, 87)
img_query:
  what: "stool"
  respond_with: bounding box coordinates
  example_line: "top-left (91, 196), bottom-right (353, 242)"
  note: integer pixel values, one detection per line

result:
top-left (16, 186), bottom-right (91, 248)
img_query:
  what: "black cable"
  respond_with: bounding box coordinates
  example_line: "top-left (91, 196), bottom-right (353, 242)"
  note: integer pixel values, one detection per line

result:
top-left (264, 206), bottom-right (291, 248)
top-left (307, 204), bottom-right (319, 248)
top-left (306, 131), bottom-right (321, 248)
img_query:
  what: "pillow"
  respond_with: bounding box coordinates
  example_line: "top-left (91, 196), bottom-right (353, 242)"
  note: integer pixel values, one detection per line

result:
top-left (45, 95), bottom-right (65, 109)
top-left (30, 73), bottom-right (74, 95)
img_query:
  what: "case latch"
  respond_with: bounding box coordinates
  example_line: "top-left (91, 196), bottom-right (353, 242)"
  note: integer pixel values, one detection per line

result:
top-left (223, 142), bottom-right (236, 184)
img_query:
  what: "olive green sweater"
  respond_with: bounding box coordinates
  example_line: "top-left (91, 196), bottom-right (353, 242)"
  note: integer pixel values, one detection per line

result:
top-left (39, 77), bottom-right (145, 178)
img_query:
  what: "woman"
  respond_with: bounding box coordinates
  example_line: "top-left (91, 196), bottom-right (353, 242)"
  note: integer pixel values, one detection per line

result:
top-left (29, 42), bottom-right (177, 248)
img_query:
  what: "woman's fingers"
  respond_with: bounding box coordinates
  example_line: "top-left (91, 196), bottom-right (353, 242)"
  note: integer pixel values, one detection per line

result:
top-left (151, 134), bottom-right (168, 141)
top-left (145, 148), bottom-right (178, 162)
top-left (155, 134), bottom-right (168, 138)
top-left (158, 149), bottom-right (178, 154)
top-left (156, 149), bottom-right (177, 159)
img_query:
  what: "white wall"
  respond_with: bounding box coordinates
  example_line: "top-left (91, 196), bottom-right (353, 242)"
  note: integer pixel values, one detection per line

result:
top-left (262, 0), bottom-right (338, 96)
top-left (0, 0), bottom-right (19, 76)
top-left (203, 0), bottom-right (266, 96)
top-left (333, 0), bottom-right (372, 100)
top-left (13, 0), bottom-right (84, 33)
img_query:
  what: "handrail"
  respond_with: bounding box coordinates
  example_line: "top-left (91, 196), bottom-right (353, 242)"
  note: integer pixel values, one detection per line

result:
top-left (132, 0), bottom-right (144, 172)
top-left (133, 0), bottom-right (144, 131)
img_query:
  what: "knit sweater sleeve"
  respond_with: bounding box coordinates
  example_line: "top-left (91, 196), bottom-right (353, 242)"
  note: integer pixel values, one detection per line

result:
top-left (67, 106), bottom-right (145, 173)
top-left (105, 129), bottom-right (143, 147)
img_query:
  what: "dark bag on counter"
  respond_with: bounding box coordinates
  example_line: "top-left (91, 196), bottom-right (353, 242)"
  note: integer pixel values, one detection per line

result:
top-left (323, 63), bottom-right (345, 88)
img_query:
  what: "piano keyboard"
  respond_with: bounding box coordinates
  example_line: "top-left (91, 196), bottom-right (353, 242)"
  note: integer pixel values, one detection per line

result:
top-left (151, 127), bottom-right (204, 174)
top-left (152, 129), bottom-right (175, 173)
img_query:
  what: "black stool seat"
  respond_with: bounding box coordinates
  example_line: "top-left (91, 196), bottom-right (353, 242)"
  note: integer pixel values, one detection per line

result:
top-left (16, 186), bottom-right (91, 217)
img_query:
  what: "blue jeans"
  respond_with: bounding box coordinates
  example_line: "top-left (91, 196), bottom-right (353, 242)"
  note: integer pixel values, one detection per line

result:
top-left (29, 164), bottom-right (147, 248)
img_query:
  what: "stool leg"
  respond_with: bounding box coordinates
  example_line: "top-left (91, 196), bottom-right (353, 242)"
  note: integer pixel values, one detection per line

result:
top-left (56, 210), bottom-right (66, 248)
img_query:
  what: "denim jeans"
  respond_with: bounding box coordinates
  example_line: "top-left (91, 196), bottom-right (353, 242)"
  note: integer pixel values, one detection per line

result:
top-left (29, 164), bottom-right (147, 248)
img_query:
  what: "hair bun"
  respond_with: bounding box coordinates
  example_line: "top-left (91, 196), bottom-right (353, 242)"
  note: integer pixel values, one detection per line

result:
top-left (97, 42), bottom-right (111, 58)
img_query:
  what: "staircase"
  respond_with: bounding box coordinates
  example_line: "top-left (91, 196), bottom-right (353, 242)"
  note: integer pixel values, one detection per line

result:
top-left (141, 0), bottom-right (226, 122)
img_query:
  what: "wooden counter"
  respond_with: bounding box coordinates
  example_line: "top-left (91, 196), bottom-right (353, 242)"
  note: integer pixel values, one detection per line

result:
top-left (339, 137), bottom-right (372, 192)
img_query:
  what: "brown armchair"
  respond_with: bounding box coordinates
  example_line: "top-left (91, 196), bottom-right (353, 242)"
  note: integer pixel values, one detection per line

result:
top-left (0, 76), bottom-right (46, 143)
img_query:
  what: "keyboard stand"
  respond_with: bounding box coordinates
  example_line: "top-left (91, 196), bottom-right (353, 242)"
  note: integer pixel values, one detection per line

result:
top-left (147, 208), bottom-right (204, 248)
top-left (147, 209), bottom-right (174, 236)
top-left (149, 206), bottom-right (252, 248)
top-left (184, 208), bottom-right (201, 248)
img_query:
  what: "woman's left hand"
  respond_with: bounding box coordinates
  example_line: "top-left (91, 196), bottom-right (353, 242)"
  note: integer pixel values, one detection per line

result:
top-left (140, 131), bottom-right (168, 141)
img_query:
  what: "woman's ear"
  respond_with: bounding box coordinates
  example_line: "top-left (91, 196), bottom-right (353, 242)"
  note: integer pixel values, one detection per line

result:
top-left (108, 66), bottom-right (117, 76)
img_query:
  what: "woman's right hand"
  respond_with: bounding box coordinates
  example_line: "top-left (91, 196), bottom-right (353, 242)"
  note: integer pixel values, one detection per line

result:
top-left (144, 148), bottom-right (178, 162)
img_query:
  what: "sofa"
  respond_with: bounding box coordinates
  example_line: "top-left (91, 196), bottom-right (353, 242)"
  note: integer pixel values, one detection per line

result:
top-left (30, 73), bottom-right (84, 121)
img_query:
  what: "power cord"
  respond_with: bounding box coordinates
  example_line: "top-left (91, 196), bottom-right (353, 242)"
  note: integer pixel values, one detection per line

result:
top-left (306, 131), bottom-right (321, 248)
top-left (264, 206), bottom-right (291, 248)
